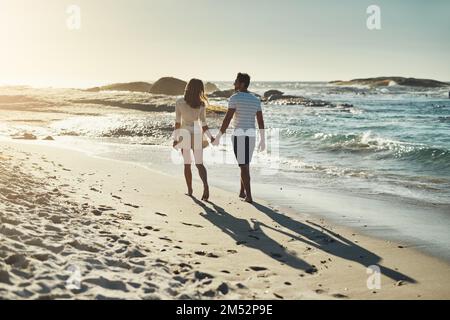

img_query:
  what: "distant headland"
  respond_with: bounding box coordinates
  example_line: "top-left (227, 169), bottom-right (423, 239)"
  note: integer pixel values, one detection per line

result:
top-left (330, 77), bottom-right (449, 88)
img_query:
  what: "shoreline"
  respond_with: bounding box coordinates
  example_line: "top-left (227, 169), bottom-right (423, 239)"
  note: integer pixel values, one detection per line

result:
top-left (28, 136), bottom-right (449, 261)
top-left (1, 139), bottom-right (449, 299)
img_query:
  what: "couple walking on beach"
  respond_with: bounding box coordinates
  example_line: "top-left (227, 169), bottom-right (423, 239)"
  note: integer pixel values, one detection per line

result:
top-left (173, 73), bottom-right (265, 203)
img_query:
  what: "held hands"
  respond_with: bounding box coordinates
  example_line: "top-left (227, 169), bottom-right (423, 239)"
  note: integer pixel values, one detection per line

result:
top-left (212, 136), bottom-right (220, 146)
top-left (212, 132), bottom-right (222, 146)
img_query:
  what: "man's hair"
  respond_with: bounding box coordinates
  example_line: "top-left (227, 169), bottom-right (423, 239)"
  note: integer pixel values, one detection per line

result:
top-left (236, 72), bottom-right (251, 89)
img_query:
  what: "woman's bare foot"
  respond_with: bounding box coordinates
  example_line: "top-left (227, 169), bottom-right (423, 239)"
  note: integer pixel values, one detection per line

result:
top-left (239, 191), bottom-right (246, 199)
top-left (186, 187), bottom-right (193, 197)
top-left (201, 186), bottom-right (209, 201)
top-left (244, 196), bottom-right (253, 203)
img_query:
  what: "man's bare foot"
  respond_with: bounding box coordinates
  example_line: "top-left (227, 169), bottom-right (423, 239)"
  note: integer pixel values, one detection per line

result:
top-left (201, 186), bottom-right (209, 201)
top-left (244, 197), bottom-right (253, 203)
top-left (239, 192), bottom-right (246, 199)
top-left (186, 187), bottom-right (193, 196)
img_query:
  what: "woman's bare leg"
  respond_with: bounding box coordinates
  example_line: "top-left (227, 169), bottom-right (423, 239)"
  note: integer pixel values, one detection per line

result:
top-left (193, 148), bottom-right (209, 201)
top-left (182, 149), bottom-right (193, 196)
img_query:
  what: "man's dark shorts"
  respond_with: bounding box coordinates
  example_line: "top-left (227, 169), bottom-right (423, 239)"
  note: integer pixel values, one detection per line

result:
top-left (232, 135), bottom-right (256, 167)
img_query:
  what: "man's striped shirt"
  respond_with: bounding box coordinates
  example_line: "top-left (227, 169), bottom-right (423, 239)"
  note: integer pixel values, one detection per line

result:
top-left (228, 92), bottom-right (262, 133)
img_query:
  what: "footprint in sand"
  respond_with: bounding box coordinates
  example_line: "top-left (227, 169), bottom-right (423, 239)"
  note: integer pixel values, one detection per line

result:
top-left (125, 248), bottom-right (146, 258)
top-left (69, 240), bottom-right (100, 253)
top-left (84, 276), bottom-right (128, 292)
top-left (124, 203), bottom-right (139, 209)
top-left (155, 212), bottom-right (167, 217)
top-left (249, 266), bottom-right (268, 272)
top-left (194, 271), bottom-right (214, 281)
top-left (0, 270), bottom-right (13, 285)
top-left (181, 222), bottom-right (204, 228)
top-left (159, 237), bottom-right (172, 242)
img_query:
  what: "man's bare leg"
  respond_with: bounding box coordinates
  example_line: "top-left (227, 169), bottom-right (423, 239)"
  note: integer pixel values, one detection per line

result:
top-left (239, 178), bottom-right (246, 199)
top-left (240, 165), bottom-right (252, 203)
top-left (196, 164), bottom-right (209, 201)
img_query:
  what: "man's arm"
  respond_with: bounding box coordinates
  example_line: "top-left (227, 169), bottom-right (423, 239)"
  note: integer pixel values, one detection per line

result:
top-left (219, 109), bottom-right (236, 134)
top-left (212, 109), bottom-right (235, 146)
top-left (256, 111), bottom-right (266, 151)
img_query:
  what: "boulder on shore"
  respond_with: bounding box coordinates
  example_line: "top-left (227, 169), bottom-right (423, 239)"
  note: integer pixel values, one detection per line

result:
top-left (205, 82), bottom-right (219, 93)
top-left (86, 82), bottom-right (152, 93)
top-left (263, 90), bottom-right (284, 99)
top-left (209, 89), bottom-right (236, 98)
top-left (330, 77), bottom-right (449, 88)
top-left (149, 77), bottom-right (187, 96)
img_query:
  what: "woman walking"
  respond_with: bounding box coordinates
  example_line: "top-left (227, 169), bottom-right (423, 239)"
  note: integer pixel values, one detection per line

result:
top-left (173, 79), bottom-right (214, 201)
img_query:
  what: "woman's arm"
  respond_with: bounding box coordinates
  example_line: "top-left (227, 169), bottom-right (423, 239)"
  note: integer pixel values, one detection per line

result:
top-left (200, 105), bottom-right (214, 142)
top-left (173, 122), bottom-right (181, 148)
top-left (173, 102), bottom-right (182, 148)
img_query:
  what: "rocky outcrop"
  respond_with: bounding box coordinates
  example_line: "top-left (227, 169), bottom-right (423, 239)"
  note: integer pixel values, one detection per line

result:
top-left (70, 95), bottom-right (227, 114)
top-left (330, 77), bottom-right (449, 88)
top-left (262, 92), bottom-right (353, 108)
top-left (263, 90), bottom-right (284, 99)
top-left (86, 82), bottom-right (152, 93)
top-left (205, 82), bottom-right (219, 93)
top-left (209, 89), bottom-right (236, 98)
top-left (267, 95), bottom-right (330, 106)
top-left (149, 77), bottom-right (187, 96)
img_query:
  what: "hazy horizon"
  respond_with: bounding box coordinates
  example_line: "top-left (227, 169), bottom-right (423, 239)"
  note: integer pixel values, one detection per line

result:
top-left (1, 0), bottom-right (449, 88)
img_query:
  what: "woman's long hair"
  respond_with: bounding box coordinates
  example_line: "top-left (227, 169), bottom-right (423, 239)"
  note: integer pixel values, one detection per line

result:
top-left (184, 79), bottom-right (208, 109)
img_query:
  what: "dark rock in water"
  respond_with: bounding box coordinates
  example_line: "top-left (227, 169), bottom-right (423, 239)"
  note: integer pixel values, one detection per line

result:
top-left (209, 89), bottom-right (236, 98)
top-left (266, 94), bottom-right (303, 102)
top-left (43, 136), bottom-right (54, 141)
top-left (263, 89), bottom-right (284, 99)
top-left (267, 95), bottom-right (329, 107)
top-left (205, 82), bottom-right (219, 93)
top-left (209, 89), bottom-right (261, 99)
top-left (330, 77), bottom-right (449, 88)
top-left (264, 93), bottom-right (353, 108)
top-left (149, 77), bottom-right (187, 96)
top-left (86, 82), bottom-right (152, 93)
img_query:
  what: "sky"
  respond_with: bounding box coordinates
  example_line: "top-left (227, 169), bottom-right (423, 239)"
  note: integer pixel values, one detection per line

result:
top-left (0, 0), bottom-right (449, 87)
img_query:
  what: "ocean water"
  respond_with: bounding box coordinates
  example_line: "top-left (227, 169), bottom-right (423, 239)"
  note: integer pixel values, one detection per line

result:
top-left (1, 82), bottom-right (449, 258)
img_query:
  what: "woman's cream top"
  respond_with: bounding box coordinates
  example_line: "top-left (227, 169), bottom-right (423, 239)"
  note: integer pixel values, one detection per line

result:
top-left (175, 98), bottom-right (207, 133)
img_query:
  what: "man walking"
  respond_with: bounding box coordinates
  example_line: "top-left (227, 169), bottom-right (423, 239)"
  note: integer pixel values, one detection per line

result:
top-left (214, 73), bottom-right (265, 203)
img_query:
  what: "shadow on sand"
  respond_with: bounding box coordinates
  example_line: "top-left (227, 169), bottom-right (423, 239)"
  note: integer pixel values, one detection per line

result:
top-left (191, 196), bottom-right (416, 283)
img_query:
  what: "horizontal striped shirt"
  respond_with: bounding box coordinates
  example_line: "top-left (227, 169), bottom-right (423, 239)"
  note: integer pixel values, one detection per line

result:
top-left (228, 92), bottom-right (262, 133)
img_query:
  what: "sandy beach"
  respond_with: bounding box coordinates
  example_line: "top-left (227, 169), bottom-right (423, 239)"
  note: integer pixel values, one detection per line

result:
top-left (1, 139), bottom-right (449, 300)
